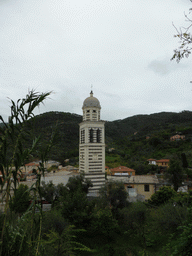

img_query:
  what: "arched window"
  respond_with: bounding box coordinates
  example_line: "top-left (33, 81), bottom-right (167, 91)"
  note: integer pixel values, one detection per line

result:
top-left (90, 129), bottom-right (93, 143)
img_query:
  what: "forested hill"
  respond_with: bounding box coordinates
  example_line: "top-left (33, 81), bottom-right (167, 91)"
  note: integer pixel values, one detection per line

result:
top-left (106, 111), bottom-right (192, 139)
top-left (4, 110), bottom-right (192, 165)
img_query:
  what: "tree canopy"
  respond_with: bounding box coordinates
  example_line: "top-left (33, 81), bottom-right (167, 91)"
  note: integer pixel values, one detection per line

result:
top-left (148, 186), bottom-right (177, 206)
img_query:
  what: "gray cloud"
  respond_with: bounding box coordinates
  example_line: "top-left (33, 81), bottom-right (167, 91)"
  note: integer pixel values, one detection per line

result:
top-left (148, 59), bottom-right (187, 75)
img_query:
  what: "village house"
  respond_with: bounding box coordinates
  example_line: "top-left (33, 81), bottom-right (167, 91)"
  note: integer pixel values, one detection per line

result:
top-left (147, 158), bottom-right (157, 165)
top-left (126, 175), bottom-right (159, 201)
top-left (23, 162), bottom-right (39, 174)
top-left (147, 158), bottom-right (169, 167)
top-left (45, 160), bottom-right (60, 169)
top-left (170, 134), bottom-right (185, 141)
top-left (108, 175), bottom-right (159, 202)
top-left (20, 160), bottom-right (60, 175)
top-left (110, 166), bottom-right (136, 176)
top-left (61, 165), bottom-right (79, 173)
top-left (156, 159), bottom-right (169, 168)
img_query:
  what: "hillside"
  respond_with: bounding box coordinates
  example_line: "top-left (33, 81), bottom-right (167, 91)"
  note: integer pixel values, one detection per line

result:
top-left (2, 110), bottom-right (192, 169)
top-left (105, 111), bottom-right (192, 170)
top-left (105, 111), bottom-right (192, 139)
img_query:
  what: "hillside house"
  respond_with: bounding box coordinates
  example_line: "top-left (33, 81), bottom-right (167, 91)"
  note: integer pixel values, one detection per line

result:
top-left (110, 166), bottom-right (135, 176)
top-left (23, 162), bottom-right (39, 174)
top-left (147, 159), bottom-right (169, 169)
top-left (108, 175), bottom-right (159, 202)
top-left (147, 159), bottom-right (157, 165)
top-left (147, 158), bottom-right (170, 174)
top-left (156, 159), bottom-right (169, 168)
top-left (126, 175), bottom-right (159, 201)
top-left (170, 134), bottom-right (185, 141)
top-left (45, 160), bottom-right (60, 169)
top-left (20, 160), bottom-right (60, 174)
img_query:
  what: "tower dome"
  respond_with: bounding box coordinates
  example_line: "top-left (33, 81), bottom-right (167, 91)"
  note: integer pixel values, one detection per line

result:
top-left (82, 91), bottom-right (101, 121)
top-left (82, 91), bottom-right (101, 109)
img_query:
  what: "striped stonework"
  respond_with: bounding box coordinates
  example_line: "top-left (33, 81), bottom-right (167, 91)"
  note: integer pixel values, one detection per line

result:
top-left (79, 91), bottom-right (106, 196)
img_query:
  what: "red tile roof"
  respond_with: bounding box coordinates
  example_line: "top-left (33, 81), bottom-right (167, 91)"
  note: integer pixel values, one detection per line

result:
top-left (156, 159), bottom-right (169, 163)
top-left (111, 166), bottom-right (135, 172)
top-left (25, 162), bottom-right (39, 167)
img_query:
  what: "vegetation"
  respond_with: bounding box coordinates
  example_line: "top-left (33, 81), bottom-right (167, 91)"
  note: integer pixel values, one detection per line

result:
top-left (0, 91), bottom-right (94, 255)
top-left (9, 184), bottom-right (31, 215)
top-left (4, 109), bottom-right (192, 173)
top-left (1, 91), bottom-right (192, 255)
top-left (148, 186), bottom-right (177, 206)
top-left (0, 90), bottom-right (54, 255)
top-left (172, 3), bottom-right (192, 62)
top-left (165, 157), bottom-right (185, 191)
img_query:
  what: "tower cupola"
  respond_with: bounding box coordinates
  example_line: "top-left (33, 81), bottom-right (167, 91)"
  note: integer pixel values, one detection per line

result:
top-left (82, 91), bottom-right (101, 121)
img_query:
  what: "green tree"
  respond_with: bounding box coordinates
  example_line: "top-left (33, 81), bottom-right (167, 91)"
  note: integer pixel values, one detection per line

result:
top-left (41, 225), bottom-right (92, 256)
top-left (153, 203), bottom-right (187, 234)
top-left (40, 181), bottom-right (67, 206)
top-left (88, 207), bottom-right (119, 256)
top-left (165, 157), bottom-right (185, 191)
top-left (169, 207), bottom-right (192, 255)
top-left (181, 153), bottom-right (188, 168)
top-left (90, 208), bottom-right (118, 237)
top-left (9, 184), bottom-right (30, 215)
top-left (119, 202), bottom-right (149, 253)
top-left (66, 173), bottom-right (92, 194)
top-left (119, 202), bottom-right (147, 231)
top-left (40, 181), bottom-right (56, 204)
top-left (99, 180), bottom-right (128, 218)
top-left (59, 174), bottom-right (93, 228)
top-left (148, 186), bottom-right (177, 206)
top-left (40, 210), bottom-right (92, 256)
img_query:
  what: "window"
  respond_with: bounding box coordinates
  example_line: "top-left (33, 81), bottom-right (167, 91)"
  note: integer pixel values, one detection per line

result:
top-left (81, 130), bottom-right (85, 144)
top-left (87, 110), bottom-right (90, 113)
top-left (144, 185), bottom-right (150, 192)
top-left (93, 110), bottom-right (96, 113)
top-left (90, 129), bottom-right (93, 143)
top-left (97, 129), bottom-right (101, 143)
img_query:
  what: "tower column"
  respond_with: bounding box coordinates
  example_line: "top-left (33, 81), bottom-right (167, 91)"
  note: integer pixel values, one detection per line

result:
top-left (79, 91), bottom-right (105, 196)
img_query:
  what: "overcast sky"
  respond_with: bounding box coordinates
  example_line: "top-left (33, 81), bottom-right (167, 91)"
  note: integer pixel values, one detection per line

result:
top-left (0, 0), bottom-right (192, 121)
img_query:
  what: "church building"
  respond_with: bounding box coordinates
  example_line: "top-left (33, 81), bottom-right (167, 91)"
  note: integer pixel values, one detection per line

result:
top-left (79, 91), bottom-right (106, 196)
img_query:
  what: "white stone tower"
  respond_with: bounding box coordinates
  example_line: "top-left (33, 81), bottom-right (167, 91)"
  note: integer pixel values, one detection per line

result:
top-left (79, 91), bottom-right (105, 196)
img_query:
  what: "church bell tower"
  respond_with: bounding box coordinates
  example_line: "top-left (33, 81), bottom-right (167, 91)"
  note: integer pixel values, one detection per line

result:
top-left (79, 91), bottom-right (105, 196)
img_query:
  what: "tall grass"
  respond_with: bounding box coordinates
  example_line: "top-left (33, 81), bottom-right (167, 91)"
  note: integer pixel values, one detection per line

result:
top-left (0, 90), bottom-right (53, 255)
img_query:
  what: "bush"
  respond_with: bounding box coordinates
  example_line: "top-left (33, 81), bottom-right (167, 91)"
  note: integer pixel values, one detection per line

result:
top-left (9, 184), bottom-right (30, 215)
top-left (148, 186), bottom-right (177, 206)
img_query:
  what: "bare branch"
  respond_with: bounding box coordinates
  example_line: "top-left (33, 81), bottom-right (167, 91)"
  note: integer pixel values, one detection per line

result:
top-left (172, 11), bottom-right (192, 62)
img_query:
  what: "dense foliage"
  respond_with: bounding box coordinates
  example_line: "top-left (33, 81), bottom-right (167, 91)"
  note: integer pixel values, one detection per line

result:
top-left (1, 91), bottom-right (192, 255)
top-left (6, 110), bottom-right (192, 171)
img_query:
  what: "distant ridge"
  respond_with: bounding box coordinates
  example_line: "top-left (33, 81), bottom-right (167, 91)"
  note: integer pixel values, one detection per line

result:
top-left (1, 110), bottom-right (192, 164)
